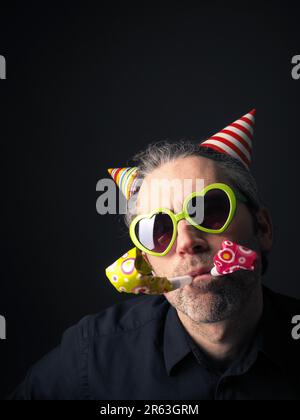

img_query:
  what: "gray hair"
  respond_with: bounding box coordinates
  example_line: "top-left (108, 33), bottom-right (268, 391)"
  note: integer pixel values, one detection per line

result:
top-left (125, 139), bottom-right (263, 226)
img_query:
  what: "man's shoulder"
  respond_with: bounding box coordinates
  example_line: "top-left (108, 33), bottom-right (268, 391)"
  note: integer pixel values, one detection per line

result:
top-left (74, 294), bottom-right (170, 341)
top-left (8, 296), bottom-right (170, 400)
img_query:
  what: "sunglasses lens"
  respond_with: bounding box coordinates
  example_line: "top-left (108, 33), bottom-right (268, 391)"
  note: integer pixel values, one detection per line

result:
top-left (187, 189), bottom-right (231, 231)
top-left (135, 213), bottom-right (174, 254)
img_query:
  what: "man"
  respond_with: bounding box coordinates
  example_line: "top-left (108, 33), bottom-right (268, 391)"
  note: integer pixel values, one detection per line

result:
top-left (9, 110), bottom-right (300, 400)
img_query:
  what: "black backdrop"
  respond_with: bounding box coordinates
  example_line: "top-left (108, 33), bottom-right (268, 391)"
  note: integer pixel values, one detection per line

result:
top-left (0, 2), bottom-right (300, 399)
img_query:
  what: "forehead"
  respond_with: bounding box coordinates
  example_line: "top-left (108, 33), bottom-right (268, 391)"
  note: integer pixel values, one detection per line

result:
top-left (136, 155), bottom-right (231, 214)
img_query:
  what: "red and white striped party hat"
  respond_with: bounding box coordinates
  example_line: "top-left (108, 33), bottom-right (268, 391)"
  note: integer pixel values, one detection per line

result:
top-left (199, 109), bottom-right (256, 170)
top-left (108, 167), bottom-right (140, 200)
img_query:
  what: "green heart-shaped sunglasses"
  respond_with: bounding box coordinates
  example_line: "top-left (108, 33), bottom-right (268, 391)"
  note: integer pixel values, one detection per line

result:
top-left (129, 183), bottom-right (248, 256)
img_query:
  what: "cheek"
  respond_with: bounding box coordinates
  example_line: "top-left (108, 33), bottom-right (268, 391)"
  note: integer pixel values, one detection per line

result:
top-left (204, 235), bottom-right (225, 254)
top-left (225, 204), bottom-right (255, 240)
top-left (206, 206), bottom-right (255, 250)
top-left (147, 254), bottom-right (172, 277)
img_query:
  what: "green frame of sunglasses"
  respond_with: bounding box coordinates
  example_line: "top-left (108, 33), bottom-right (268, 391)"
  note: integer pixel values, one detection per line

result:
top-left (129, 183), bottom-right (248, 257)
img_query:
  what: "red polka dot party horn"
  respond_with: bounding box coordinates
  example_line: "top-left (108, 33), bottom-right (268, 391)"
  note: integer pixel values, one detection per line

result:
top-left (105, 247), bottom-right (192, 295)
top-left (211, 240), bottom-right (258, 276)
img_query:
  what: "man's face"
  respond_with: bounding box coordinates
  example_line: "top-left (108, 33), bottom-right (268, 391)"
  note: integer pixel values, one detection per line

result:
top-left (136, 155), bottom-right (270, 324)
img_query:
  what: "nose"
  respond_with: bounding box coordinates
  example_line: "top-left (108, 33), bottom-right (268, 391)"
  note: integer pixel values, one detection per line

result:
top-left (176, 219), bottom-right (209, 256)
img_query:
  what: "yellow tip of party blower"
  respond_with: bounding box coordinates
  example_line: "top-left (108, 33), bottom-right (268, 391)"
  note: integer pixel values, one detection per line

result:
top-left (105, 247), bottom-right (192, 295)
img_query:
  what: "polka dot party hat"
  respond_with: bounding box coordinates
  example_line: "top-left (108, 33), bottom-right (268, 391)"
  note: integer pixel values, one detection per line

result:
top-left (199, 109), bottom-right (256, 170)
top-left (107, 167), bottom-right (140, 200)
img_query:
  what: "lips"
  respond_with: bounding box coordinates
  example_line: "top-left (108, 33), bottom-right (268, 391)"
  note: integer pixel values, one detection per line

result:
top-left (188, 267), bottom-right (213, 278)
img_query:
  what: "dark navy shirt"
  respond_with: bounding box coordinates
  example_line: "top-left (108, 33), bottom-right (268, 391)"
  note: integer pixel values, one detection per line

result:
top-left (9, 286), bottom-right (300, 400)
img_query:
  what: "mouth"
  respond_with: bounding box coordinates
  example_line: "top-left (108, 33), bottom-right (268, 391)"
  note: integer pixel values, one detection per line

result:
top-left (188, 267), bottom-right (213, 277)
top-left (188, 267), bottom-right (214, 285)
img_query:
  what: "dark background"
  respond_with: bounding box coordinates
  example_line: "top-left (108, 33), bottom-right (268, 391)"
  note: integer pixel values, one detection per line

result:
top-left (0, 1), bottom-right (299, 399)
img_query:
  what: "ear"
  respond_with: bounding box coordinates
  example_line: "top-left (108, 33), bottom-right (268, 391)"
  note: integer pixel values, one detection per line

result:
top-left (255, 207), bottom-right (273, 252)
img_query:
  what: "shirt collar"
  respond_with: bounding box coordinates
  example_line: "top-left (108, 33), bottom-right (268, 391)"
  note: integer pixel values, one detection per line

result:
top-left (163, 286), bottom-right (288, 377)
top-left (256, 286), bottom-right (290, 372)
top-left (163, 304), bottom-right (192, 376)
